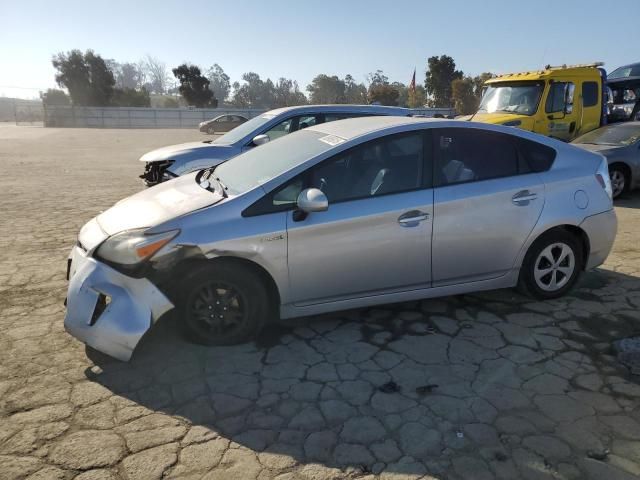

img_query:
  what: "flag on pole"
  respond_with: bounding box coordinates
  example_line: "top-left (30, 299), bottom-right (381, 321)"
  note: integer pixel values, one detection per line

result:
top-left (409, 68), bottom-right (416, 93)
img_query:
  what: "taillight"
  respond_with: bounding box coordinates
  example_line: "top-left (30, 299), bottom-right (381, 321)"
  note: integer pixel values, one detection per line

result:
top-left (595, 157), bottom-right (613, 201)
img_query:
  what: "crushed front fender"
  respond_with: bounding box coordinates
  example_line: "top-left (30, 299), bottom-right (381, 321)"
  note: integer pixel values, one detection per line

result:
top-left (64, 249), bottom-right (174, 361)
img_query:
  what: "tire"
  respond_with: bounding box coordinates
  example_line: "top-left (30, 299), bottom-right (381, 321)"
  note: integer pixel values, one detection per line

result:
top-left (207, 126), bottom-right (215, 135)
top-left (179, 263), bottom-right (269, 345)
top-left (609, 165), bottom-right (629, 199)
top-left (518, 229), bottom-right (583, 300)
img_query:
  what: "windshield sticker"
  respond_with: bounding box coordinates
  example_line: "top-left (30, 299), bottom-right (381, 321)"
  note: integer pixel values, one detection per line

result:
top-left (319, 134), bottom-right (346, 146)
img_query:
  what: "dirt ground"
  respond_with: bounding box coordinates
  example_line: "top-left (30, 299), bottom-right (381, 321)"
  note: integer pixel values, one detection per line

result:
top-left (1, 125), bottom-right (640, 480)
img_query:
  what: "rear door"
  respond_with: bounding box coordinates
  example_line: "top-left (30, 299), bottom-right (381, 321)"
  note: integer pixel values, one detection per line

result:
top-left (431, 128), bottom-right (546, 286)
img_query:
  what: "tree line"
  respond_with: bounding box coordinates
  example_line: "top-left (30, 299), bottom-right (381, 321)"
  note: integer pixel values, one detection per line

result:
top-left (44, 49), bottom-right (493, 114)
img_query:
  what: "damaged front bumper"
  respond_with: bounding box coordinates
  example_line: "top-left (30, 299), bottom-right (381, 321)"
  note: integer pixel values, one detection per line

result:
top-left (139, 160), bottom-right (177, 187)
top-left (64, 245), bottom-right (174, 361)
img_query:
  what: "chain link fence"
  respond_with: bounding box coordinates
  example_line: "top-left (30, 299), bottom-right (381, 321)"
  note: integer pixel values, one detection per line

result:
top-left (0, 99), bottom-right (44, 125)
top-left (43, 106), bottom-right (267, 128)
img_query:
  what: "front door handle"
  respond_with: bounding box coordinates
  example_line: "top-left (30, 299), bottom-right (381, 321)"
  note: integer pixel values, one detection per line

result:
top-left (512, 190), bottom-right (537, 205)
top-left (398, 210), bottom-right (430, 226)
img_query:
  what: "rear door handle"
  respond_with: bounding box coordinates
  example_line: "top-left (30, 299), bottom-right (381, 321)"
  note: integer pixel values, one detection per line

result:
top-left (398, 210), bottom-right (430, 226)
top-left (512, 190), bottom-right (537, 205)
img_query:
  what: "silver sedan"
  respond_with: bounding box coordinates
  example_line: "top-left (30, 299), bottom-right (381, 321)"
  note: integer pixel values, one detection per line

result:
top-left (65, 117), bottom-right (617, 361)
top-left (572, 122), bottom-right (640, 198)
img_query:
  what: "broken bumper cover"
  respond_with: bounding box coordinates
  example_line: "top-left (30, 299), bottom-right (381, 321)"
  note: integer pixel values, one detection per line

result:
top-left (64, 246), bottom-right (174, 361)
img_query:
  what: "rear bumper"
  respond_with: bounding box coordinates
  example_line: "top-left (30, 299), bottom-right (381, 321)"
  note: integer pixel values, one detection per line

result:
top-left (580, 209), bottom-right (618, 270)
top-left (64, 246), bottom-right (173, 361)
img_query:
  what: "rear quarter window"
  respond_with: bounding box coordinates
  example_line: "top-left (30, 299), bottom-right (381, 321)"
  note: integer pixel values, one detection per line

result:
top-left (517, 138), bottom-right (556, 172)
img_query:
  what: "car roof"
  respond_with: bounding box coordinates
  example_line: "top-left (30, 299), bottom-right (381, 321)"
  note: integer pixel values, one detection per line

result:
top-left (305, 116), bottom-right (569, 152)
top-left (264, 104), bottom-right (410, 116)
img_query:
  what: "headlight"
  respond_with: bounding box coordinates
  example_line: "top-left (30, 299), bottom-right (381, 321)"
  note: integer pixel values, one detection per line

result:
top-left (95, 229), bottom-right (179, 265)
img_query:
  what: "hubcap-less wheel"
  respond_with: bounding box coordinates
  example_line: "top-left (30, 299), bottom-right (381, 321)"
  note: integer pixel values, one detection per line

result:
top-left (534, 242), bottom-right (575, 292)
top-left (610, 170), bottom-right (626, 198)
top-left (188, 282), bottom-right (246, 336)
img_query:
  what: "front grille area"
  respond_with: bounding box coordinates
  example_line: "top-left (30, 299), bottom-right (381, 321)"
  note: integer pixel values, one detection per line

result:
top-left (139, 160), bottom-right (175, 186)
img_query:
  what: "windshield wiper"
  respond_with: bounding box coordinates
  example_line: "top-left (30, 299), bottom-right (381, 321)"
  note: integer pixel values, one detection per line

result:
top-left (214, 175), bottom-right (229, 196)
top-left (197, 167), bottom-right (227, 197)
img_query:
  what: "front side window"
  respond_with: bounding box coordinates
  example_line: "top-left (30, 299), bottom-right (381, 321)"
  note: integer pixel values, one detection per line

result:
top-left (213, 113), bottom-right (275, 145)
top-left (434, 129), bottom-right (522, 186)
top-left (297, 115), bottom-right (319, 130)
top-left (309, 132), bottom-right (425, 203)
top-left (243, 131), bottom-right (428, 216)
top-left (264, 118), bottom-right (294, 141)
top-left (478, 82), bottom-right (544, 116)
top-left (545, 82), bottom-right (575, 113)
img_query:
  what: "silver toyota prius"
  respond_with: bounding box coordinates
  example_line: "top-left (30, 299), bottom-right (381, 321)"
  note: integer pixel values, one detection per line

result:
top-left (65, 117), bottom-right (617, 361)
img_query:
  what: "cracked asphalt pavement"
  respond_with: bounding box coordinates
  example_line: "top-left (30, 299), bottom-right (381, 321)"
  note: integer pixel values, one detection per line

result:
top-left (1, 125), bottom-right (640, 480)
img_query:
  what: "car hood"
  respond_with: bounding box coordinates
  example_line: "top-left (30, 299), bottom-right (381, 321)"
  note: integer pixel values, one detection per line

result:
top-left (96, 172), bottom-right (223, 235)
top-left (139, 141), bottom-right (235, 163)
top-left (571, 143), bottom-right (621, 156)
top-left (468, 113), bottom-right (532, 127)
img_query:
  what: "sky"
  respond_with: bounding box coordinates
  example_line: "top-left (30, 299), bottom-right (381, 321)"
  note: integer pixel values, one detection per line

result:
top-left (1, 0), bottom-right (639, 99)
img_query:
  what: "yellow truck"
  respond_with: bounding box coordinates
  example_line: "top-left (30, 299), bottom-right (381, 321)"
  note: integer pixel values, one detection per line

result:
top-left (471, 63), bottom-right (608, 141)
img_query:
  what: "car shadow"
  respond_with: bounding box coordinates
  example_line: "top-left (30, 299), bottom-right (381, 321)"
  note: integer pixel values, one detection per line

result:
top-left (85, 267), bottom-right (640, 478)
top-left (615, 191), bottom-right (640, 209)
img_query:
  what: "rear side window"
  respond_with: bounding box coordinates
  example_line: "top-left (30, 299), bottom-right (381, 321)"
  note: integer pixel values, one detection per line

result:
top-left (582, 82), bottom-right (599, 107)
top-left (434, 129), bottom-right (522, 186)
top-left (517, 137), bottom-right (556, 172)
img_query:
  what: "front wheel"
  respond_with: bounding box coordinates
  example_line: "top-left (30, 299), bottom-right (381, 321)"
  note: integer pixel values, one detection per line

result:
top-left (180, 263), bottom-right (269, 345)
top-left (518, 230), bottom-right (583, 300)
top-left (609, 166), bottom-right (628, 199)
top-left (207, 126), bottom-right (215, 135)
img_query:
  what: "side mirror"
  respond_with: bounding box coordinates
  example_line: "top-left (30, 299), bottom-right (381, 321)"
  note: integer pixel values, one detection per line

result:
top-left (296, 188), bottom-right (328, 213)
top-left (252, 134), bottom-right (270, 146)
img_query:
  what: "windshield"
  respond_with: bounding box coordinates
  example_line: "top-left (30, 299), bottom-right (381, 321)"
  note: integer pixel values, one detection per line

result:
top-left (213, 114), bottom-right (276, 145)
top-left (573, 124), bottom-right (640, 146)
top-left (609, 64), bottom-right (640, 80)
top-left (478, 82), bottom-right (544, 116)
top-left (214, 130), bottom-right (334, 195)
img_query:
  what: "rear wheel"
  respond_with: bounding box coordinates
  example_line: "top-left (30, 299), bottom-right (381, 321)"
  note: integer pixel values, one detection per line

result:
top-left (518, 230), bottom-right (583, 300)
top-left (180, 263), bottom-right (269, 345)
top-left (609, 165), bottom-right (628, 199)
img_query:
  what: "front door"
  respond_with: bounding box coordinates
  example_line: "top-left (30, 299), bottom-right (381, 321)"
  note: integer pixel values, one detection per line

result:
top-left (286, 131), bottom-right (433, 304)
top-left (542, 80), bottom-right (579, 141)
top-left (431, 128), bottom-right (545, 286)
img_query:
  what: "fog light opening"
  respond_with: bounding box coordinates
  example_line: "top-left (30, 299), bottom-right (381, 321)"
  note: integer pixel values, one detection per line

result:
top-left (90, 293), bottom-right (111, 326)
